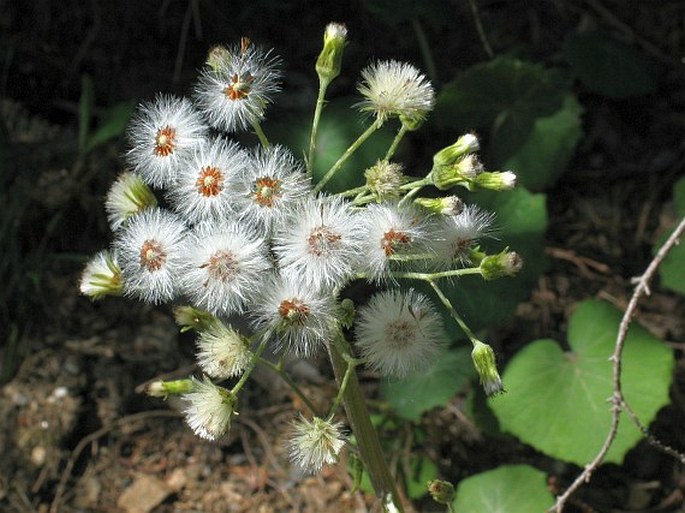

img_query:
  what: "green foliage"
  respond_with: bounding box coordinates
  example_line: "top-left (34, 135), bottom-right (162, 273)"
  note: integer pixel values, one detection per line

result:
top-left (452, 464), bottom-right (552, 512)
top-left (78, 73), bottom-right (134, 156)
top-left (503, 94), bottom-right (583, 191)
top-left (565, 31), bottom-right (657, 99)
top-left (490, 300), bottom-right (673, 464)
top-left (380, 347), bottom-right (474, 420)
top-left (440, 187), bottom-right (548, 332)
top-left (657, 176), bottom-right (685, 295)
top-left (435, 56), bottom-right (567, 165)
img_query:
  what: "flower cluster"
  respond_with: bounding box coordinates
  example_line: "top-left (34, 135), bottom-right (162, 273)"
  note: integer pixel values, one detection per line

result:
top-left (81, 23), bottom-right (517, 475)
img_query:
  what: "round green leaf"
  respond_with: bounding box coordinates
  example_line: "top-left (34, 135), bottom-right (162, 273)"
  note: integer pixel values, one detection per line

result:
top-left (503, 94), bottom-right (583, 190)
top-left (452, 465), bottom-right (552, 512)
top-left (380, 347), bottom-right (474, 420)
top-left (490, 300), bottom-right (674, 464)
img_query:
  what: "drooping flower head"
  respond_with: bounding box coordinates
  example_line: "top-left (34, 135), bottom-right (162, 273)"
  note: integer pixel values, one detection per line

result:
top-left (114, 207), bottom-right (187, 304)
top-left (251, 273), bottom-right (337, 357)
top-left (274, 195), bottom-right (363, 291)
top-left (235, 145), bottom-right (312, 235)
top-left (287, 415), bottom-right (346, 473)
top-left (126, 95), bottom-right (208, 188)
top-left (180, 221), bottom-right (272, 316)
top-left (195, 320), bottom-right (252, 380)
top-left (79, 250), bottom-right (122, 300)
top-left (355, 288), bottom-right (445, 378)
top-left (167, 137), bottom-right (247, 225)
top-left (195, 38), bottom-right (282, 133)
top-left (356, 60), bottom-right (435, 127)
top-left (105, 171), bottom-right (158, 231)
top-left (182, 377), bottom-right (236, 441)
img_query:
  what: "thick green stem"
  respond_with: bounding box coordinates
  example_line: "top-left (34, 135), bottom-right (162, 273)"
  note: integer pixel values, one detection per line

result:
top-left (328, 337), bottom-right (404, 512)
top-left (315, 118), bottom-right (382, 193)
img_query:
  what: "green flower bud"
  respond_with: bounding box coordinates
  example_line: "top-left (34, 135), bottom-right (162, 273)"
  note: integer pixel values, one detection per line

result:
top-left (432, 133), bottom-right (480, 168)
top-left (173, 305), bottom-right (217, 333)
top-left (414, 195), bottom-right (464, 216)
top-left (316, 23), bottom-right (347, 85)
top-left (473, 170), bottom-right (517, 191)
top-left (471, 340), bottom-right (504, 397)
top-left (430, 155), bottom-right (482, 191)
top-left (145, 378), bottom-right (193, 398)
top-left (364, 159), bottom-right (404, 201)
top-left (206, 45), bottom-right (230, 72)
top-left (339, 298), bottom-right (356, 329)
top-left (79, 250), bottom-right (122, 300)
top-left (479, 249), bottom-right (523, 280)
top-left (428, 479), bottom-right (455, 505)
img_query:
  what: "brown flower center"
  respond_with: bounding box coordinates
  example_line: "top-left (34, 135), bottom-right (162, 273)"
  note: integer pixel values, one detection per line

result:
top-left (154, 126), bottom-right (176, 157)
top-left (140, 239), bottom-right (166, 271)
top-left (278, 298), bottom-right (310, 326)
top-left (196, 166), bottom-right (224, 197)
top-left (381, 229), bottom-right (411, 257)
top-left (200, 250), bottom-right (237, 284)
top-left (307, 226), bottom-right (342, 257)
top-left (252, 176), bottom-right (282, 207)
top-left (384, 320), bottom-right (416, 349)
top-left (224, 72), bottom-right (255, 100)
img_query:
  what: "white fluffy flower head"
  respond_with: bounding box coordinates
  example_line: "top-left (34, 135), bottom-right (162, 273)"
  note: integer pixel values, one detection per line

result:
top-left (355, 288), bottom-right (445, 378)
top-left (360, 203), bottom-right (430, 282)
top-left (288, 416), bottom-right (345, 473)
top-left (182, 377), bottom-right (236, 441)
top-left (168, 137), bottom-right (247, 225)
top-left (356, 60), bottom-right (435, 126)
top-left (181, 222), bottom-right (272, 316)
top-left (126, 95), bottom-right (208, 188)
top-left (114, 208), bottom-right (187, 304)
top-left (236, 145), bottom-right (311, 235)
top-left (195, 38), bottom-right (282, 133)
top-left (432, 204), bottom-right (496, 266)
top-left (274, 195), bottom-right (363, 291)
top-left (251, 274), bottom-right (337, 357)
top-left (196, 320), bottom-right (252, 380)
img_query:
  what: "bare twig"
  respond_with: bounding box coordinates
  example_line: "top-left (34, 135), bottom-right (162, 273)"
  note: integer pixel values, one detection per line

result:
top-left (551, 215), bottom-right (685, 512)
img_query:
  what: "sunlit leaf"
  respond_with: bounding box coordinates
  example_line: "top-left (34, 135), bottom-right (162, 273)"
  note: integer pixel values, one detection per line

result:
top-left (490, 300), bottom-right (673, 464)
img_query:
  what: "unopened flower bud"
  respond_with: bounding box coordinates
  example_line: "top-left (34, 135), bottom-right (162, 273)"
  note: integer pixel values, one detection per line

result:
top-left (206, 45), bottom-right (230, 71)
top-left (473, 170), bottom-right (517, 191)
top-left (430, 155), bottom-right (483, 191)
top-left (479, 249), bottom-right (523, 280)
top-left (364, 160), bottom-right (404, 201)
top-left (316, 23), bottom-right (347, 85)
top-left (105, 171), bottom-right (158, 231)
top-left (80, 250), bottom-right (122, 300)
top-left (173, 305), bottom-right (217, 333)
top-left (339, 298), bottom-right (356, 329)
top-left (471, 340), bottom-right (504, 397)
top-left (414, 196), bottom-right (464, 216)
top-left (432, 133), bottom-right (480, 168)
top-left (428, 479), bottom-right (455, 505)
top-left (145, 378), bottom-right (193, 397)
